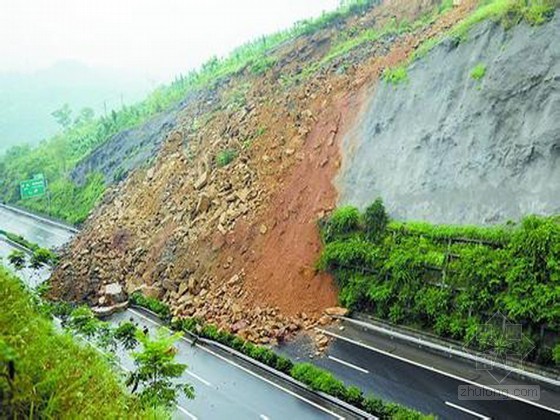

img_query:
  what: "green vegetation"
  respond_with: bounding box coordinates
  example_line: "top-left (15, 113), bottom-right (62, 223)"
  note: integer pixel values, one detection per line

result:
top-left (132, 292), bottom-right (432, 418)
top-left (128, 330), bottom-right (194, 409)
top-left (383, 66), bottom-right (409, 85)
top-left (216, 149), bottom-right (238, 167)
top-left (471, 63), bottom-right (487, 80)
top-left (319, 200), bottom-right (560, 366)
top-left (0, 267), bottom-right (162, 418)
top-left (414, 0), bottom-right (560, 60)
top-left (130, 291), bottom-right (172, 320)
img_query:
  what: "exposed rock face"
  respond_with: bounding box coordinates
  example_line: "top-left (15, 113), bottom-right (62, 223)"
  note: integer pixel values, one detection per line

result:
top-left (339, 15), bottom-right (560, 224)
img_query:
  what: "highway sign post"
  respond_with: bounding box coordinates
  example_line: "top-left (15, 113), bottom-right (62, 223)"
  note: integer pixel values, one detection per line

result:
top-left (20, 174), bottom-right (47, 200)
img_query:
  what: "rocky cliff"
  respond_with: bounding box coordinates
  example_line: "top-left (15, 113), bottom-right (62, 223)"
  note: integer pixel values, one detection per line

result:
top-left (339, 14), bottom-right (560, 224)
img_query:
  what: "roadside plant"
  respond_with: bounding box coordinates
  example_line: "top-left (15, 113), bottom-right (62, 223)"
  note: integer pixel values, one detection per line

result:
top-left (7, 250), bottom-right (26, 271)
top-left (127, 329), bottom-right (194, 409)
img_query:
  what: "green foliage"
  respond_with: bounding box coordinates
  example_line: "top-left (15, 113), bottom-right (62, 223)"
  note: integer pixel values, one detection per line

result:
top-left (0, 267), bottom-right (160, 418)
top-left (115, 322), bottom-right (140, 350)
top-left (471, 63), bottom-right (487, 80)
top-left (413, 0), bottom-right (559, 62)
top-left (319, 202), bottom-right (560, 366)
top-left (291, 363), bottom-right (431, 418)
top-left (130, 291), bottom-right (172, 321)
top-left (383, 66), bottom-right (409, 85)
top-left (29, 248), bottom-right (58, 269)
top-left (216, 149), bottom-right (238, 167)
top-left (321, 206), bottom-right (361, 242)
top-left (363, 198), bottom-right (389, 242)
top-left (128, 329), bottom-right (194, 409)
top-left (7, 250), bottom-right (26, 271)
top-left (4, 232), bottom-right (40, 251)
top-left (291, 363), bottom-right (346, 398)
top-left (552, 343), bottom-right (560, 365)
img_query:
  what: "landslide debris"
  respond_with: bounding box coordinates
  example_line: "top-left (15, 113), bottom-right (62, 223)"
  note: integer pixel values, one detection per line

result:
top-left (51, 0), bottom-right (477, 344)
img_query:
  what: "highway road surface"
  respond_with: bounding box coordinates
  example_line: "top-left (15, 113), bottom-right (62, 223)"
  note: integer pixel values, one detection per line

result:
top-left (280, 322), bottom-right (560, 420)
top-left (0, 205), bottom-right (354, 419)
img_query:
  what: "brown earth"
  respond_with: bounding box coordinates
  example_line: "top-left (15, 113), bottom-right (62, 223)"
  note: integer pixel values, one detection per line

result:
top-left (50, 0), bottom-right (477, 344)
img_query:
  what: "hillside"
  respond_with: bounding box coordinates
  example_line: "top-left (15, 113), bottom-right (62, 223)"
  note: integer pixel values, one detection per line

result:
top-left (0, 61), bottom-right (150, 155)
top-left (39, 0), bottom-right (560, 346)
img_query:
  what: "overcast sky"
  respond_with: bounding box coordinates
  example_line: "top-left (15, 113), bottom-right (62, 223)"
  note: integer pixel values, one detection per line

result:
top-left (0, 0), bottom-right (339, 82)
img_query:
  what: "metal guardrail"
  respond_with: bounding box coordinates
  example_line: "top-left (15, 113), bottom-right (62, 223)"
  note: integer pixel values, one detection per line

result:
top-left (340, 315), bottom-right (560, 388)
top-left (130, 305), bottom-right (374, 419)
top-left (0, 203), bottom-right (79, 233)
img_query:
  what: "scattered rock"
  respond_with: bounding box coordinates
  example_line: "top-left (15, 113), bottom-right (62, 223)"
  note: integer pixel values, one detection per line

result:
top-left (324, 307), bottom-right (348, 317)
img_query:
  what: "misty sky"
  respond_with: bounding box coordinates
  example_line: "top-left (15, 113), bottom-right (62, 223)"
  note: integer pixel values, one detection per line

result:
top-left (0, 0), bottom-right (339, 82)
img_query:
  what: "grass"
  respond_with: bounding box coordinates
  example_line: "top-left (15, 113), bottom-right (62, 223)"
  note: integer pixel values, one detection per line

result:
top-left (413, 0), bottom-right (559, 61)
top-left (471, 63), bottom-right (487, 80)
top-left (216, 149), bottom-right (238, 167)
top-left (383, 66), bottom-right (409, 85)
top-left (0, 267), bottom-right (162, 418)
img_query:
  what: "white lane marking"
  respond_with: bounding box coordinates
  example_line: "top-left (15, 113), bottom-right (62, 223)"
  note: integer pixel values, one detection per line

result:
top-left (327, 355), bottom-right (369, 374)
top-left (129, 309), bottom-right (344, 419)
top-left (445, 401), bottom-right (491, 419)
top-left (187, 370), bottom-right (212, 387)
top-left (176, 404), bottom-right (198, 420)
top-left (260, 415), bottom-right (270, 420)
top-left (318, 329), bottom-right (560, 416)
top-left (88, 339), bottom-right (197, 419)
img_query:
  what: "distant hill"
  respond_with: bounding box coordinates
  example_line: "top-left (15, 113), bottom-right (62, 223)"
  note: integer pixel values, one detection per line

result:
top-left (0, 61), bottom-right (153, 154)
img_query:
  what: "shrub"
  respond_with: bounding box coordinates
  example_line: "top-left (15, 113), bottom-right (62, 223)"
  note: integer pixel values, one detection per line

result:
top-left (318, 200), bottom-right (560, 366)
top-left (129, 292), bottom-right (171, 320)
top-left (552, 343), bottom-right (560, 366)
top-left (291, 363), bottom-right (347, 399)
top-left (471, 63), bottom-right (486, 80)
top-left (0, 267), bottom-right (159, 418)
top-left (322, 206), bottom-right (361, 242)
top-left (363, 198), bottom-right (389, 242)
top-left (383, 66), bottom-right (408, 85)
top-left (216, 149), bottom-right (237, 167)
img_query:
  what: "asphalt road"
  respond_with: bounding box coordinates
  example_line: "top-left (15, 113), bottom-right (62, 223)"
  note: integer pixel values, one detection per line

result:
top-left (280, 322), bottom-right (560, 420)
top-left (0, 205), bottom-right (74, 249)
top-left (0, 206), bottom-right (348, 420)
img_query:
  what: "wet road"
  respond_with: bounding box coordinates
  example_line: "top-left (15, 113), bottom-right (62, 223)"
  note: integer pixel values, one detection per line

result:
top-left (0, 205), bottom-right (349, 420)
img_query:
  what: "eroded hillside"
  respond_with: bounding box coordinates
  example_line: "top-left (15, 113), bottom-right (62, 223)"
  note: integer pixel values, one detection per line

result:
top-left (53, 0), bottom-right (548, 344)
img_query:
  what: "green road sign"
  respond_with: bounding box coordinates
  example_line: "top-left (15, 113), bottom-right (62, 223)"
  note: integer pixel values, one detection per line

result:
top-left (20, 174), bottom-right (46, 199)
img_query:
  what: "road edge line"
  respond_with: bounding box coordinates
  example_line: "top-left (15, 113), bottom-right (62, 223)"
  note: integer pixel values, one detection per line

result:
top-left (318, 328), bottom-right (560, 415)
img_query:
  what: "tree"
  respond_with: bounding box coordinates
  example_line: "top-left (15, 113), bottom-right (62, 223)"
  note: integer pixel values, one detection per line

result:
top-left (363, 198), bottom-right (389, 242)
top-left (74, 107), bottom-right (95, 125)
top-left (51, 104), bottom-right (73, 129)
top-left (127, 329), bottom-right (194, 409)
top-left (7, 250), bottom-right (26, 271)
top-left (114, 321), bottom-right (139, 350)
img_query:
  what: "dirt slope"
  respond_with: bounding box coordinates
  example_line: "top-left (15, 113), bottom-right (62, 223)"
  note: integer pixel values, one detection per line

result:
top-left (50, 0), bottom-right (476, 343)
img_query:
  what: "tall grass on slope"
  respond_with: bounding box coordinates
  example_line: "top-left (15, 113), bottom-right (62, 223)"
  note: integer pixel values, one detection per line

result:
top-left (414, 0), bottom-right (560, 59)
top-left (0, 267), bottom-right (163, 419)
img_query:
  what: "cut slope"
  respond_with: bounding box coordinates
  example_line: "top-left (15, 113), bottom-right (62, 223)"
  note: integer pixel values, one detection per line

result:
top-left (339, 12), bottom-right (560, 224)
